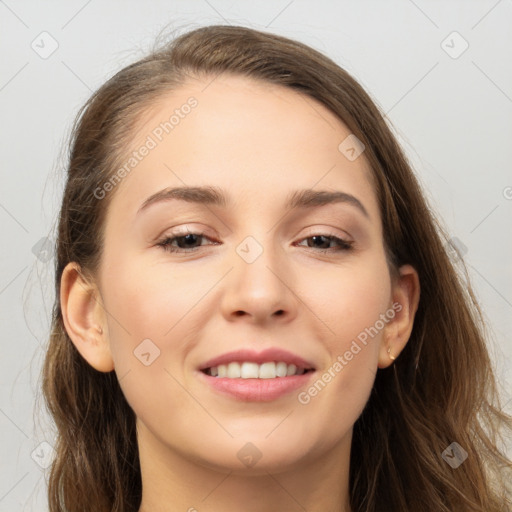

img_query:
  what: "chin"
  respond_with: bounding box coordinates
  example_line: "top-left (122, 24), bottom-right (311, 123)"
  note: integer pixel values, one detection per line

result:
top-left (190, 435), bottom-right (316, 475)
top-left (200, 451), bottom-right (308, 476)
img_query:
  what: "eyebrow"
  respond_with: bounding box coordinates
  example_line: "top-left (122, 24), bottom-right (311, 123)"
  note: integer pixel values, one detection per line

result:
top-left (137, 186), bottom-right (370, 219)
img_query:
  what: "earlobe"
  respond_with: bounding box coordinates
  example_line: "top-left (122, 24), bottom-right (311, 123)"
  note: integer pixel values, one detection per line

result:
top-left (60, 262), bottom-right (115, 372)
top-left (378, 264), bottom-right (420, 369)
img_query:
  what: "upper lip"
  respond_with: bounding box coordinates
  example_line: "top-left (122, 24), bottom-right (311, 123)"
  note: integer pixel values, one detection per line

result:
top-left (198, 348), bottom-right (316, 371)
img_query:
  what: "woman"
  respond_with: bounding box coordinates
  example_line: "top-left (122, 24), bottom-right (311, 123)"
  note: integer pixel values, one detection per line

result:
top-left (42, 24), bottom-right (512, 511)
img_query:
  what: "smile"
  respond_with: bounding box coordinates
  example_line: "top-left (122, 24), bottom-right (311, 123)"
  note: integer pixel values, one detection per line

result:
top-left (202, 361), bottom-right (313, 379)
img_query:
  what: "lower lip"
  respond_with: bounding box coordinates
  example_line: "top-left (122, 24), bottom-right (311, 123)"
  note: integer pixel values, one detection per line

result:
top-left (197, 371), bottom-right (315, 402)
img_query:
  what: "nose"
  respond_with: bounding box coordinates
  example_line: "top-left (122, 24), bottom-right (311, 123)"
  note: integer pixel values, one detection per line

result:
top-left (220, 236), bottom-right (298, 325)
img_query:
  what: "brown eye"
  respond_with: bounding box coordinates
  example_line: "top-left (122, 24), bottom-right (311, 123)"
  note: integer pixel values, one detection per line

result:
top-left (157, 232), bottom-right (216, 253)
top-left (296, 234), bottom-right (354, 253)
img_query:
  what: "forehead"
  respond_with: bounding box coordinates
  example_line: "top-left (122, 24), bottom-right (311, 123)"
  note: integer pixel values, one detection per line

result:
top-left (104, 73), bottom-right (379, 222)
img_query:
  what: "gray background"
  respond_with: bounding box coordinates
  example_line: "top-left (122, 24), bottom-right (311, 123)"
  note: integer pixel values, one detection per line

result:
top-left (1, 1), bottom-right (511, 509)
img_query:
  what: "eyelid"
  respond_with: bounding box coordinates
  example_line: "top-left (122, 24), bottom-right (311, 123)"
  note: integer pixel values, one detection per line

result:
top-left (156, 224), bottom-right (352, 244)
top-left (155, 225), bottom-right (355, 255)
top-left (156, 224), bottom-right (215, 239)
top-left (300, 224), bottom-right (353, 240)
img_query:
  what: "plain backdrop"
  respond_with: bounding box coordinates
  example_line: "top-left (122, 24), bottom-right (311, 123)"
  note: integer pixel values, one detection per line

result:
top-left (1, 1), bottom-right (511, 510)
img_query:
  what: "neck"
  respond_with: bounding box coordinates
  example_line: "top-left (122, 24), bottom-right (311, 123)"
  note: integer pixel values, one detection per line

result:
top-left (137, 421), bottom-right (353, 512)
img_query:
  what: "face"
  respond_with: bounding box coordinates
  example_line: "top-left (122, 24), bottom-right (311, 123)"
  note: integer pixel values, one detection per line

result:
top-left (94, 74), bottom-right (402, 474)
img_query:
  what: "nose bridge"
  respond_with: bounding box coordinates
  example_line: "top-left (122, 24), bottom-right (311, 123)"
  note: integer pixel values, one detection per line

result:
top-left (221, 230), bottom-right (295, 321)
top-left (235, 231), bottom-right (284, 293)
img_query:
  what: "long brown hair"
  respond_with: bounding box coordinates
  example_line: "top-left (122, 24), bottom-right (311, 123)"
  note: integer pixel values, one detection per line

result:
top-left (42, 24), bottom-right (512, 511)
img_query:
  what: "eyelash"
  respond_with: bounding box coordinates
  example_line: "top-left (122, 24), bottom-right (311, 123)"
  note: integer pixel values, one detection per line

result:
top-left (156, 230), bottom-right (354, 254)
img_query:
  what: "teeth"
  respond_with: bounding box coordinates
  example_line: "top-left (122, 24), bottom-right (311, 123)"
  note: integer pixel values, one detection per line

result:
top-left (276, 362), bottom-right (288, 377)
top-left (206, 362), bottom-right (310, 379)
top-left (258, 362), bottom-right (275, 379)
top-left (240, 362), bottom-right (259, 378)
top-left (286, 363), bottom-right (296, 376)
top-left (227, 362), bottom-right (241, 378)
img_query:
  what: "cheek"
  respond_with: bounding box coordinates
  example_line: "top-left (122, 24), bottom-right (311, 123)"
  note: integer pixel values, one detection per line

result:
top-left (97, 257), bottom-right (163, 375)
top-left (318, 255), bottom-right (391, 344)
top-left (98, 252), bottom-right (211, 391)
top-left (98, 260), bottom-right (195, 422)
top-left (313, 256), bottom-right (390, 397)
top-left (100, 254), bottom-right (190, 340)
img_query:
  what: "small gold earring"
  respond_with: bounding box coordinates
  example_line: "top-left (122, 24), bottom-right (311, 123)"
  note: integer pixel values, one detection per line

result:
top-left (387, 347), bottom-right (396, 360)
top-left (97, 326), bottom-right (103, 335)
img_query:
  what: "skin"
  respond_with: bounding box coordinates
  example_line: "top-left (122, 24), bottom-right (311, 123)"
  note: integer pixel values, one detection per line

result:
top-left (60, 74), bottom-right (420, 512)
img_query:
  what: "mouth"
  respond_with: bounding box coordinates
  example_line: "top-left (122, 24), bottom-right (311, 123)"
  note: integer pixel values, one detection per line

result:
top-left (201, 361), bottom-right (315, 379)
top-left (197, 348), bottom-right (316, 402)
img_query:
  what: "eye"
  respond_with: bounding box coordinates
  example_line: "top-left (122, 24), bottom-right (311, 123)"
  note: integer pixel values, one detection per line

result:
top-left (295, 234), bottom-right (354, 253)
top-left (156, 231), bottom-right (217, 253)
top-left (156, 230), bottom-right (353, 254)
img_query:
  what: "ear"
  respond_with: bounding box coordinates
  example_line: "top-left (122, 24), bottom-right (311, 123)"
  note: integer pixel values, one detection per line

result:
top-left (60, 262), bottom-right (114, 372)
top-left (378, 264), bottom-right (420, 369)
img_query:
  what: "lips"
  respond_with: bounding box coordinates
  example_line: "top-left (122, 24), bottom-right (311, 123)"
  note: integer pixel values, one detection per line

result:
top-left (198, 348), bottom-right (316, 372)
top-left (197, 348), bottom-right (316, 401)
top-left (204, 361), bottom-right (308, 378)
